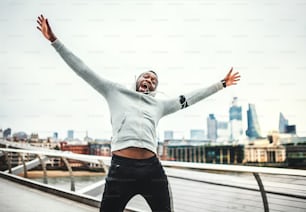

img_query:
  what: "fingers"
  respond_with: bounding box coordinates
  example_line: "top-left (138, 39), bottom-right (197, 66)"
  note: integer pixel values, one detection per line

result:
top-left (36, 19), bottom-right (42, 26)
top-left (37, 14), bottom-right (46, 26)
top-left (36, 14), bottom-right (47, 34)
top-left (46, 19), bottom-right (51, 29)
top-left (227, 67), bottom-right (233, 77)
top-left (37, 15), bottom-right (44, 29)
top-left (37, 14), bottom-right (49, 32)
top-left (234, 72), bottom-right (241, 81)
top-left (229, 69), bottom-right (240, 80)
top-left (38, 14), bottom-right (45, 21)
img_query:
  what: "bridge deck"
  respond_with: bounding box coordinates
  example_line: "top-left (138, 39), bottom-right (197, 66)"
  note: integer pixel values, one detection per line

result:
top-left (1, 168), bottom-right (306, 212)
top-left (0, 177), bottom-right (98, 212)
top-left (1, 142), bottom-right (305, 212)
top-left (98, 168), bottom-right (306, 212)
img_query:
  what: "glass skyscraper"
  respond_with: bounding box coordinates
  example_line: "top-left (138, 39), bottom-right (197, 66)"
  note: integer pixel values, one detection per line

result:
top-left (279, 112), bottom-right (289, 133)
top-left (229, 97), bottom-right (243, 141)
top-left (207, 114), bottom-right (217, 141)
top-left (67, 130), bottom-right (74, 140)
top-left (245, 103), bottom-right (262, 139)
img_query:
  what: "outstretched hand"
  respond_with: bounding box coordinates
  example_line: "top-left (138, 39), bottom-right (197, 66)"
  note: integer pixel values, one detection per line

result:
top-left (223, 67), bottom-right (240, 87)
top-left (36, 14), bottom-right (57, 42)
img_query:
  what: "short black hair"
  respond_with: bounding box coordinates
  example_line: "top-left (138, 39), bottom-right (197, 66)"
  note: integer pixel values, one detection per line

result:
top-left (148, 70), bottom-right (158, 78)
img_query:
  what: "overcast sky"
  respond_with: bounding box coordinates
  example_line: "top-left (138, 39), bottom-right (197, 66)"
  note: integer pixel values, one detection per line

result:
top-left (1, 0), bottom-right (306, 140)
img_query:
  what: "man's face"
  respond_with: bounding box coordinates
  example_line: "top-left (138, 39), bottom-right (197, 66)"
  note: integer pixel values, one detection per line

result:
top-left (136, 72), bottom-right (158, 93)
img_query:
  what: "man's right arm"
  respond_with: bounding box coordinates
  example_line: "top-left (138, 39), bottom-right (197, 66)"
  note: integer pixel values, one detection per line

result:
top-left (51, 39), bottom-right (114, 98)
top-left (37, 14), bottom-right (114, 98)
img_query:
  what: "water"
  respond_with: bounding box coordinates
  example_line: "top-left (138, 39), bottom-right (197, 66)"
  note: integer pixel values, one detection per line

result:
top-left (31, 170), bottom-right (306, 198)
top-left (33, 175), bottom-right (106, 191)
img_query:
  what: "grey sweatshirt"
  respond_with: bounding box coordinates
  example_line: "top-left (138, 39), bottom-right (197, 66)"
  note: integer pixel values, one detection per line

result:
top-left (51, 39), bottom-right (224, 154)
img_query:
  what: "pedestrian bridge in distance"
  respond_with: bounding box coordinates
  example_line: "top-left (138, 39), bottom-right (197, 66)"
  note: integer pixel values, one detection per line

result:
top-left (0, 140), bottom-right (306, 212)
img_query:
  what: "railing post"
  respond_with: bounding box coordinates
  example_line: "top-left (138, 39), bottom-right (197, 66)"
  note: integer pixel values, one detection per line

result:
top-left (4, 152), bottom-right (12, 173)
top-left (18, 153), bottom-right (28, 178)
top-left (98, 159), bottom-right (108, 175)
top-left (37, 155), bottom-right (48, 184)
top-left (253, 172), bottom-right (269, 212)
top-left (61, 157), bottom-right (75, 192)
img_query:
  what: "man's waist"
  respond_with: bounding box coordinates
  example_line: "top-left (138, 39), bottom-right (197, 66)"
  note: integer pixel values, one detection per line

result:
top-left (112, 147), bottom-right (155, 159)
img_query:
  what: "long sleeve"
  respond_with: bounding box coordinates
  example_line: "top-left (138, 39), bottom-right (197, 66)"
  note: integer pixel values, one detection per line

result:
top-left (160, 81), bottom-right (224, 116)
top-left (51, 39), bottom-right (114, 98)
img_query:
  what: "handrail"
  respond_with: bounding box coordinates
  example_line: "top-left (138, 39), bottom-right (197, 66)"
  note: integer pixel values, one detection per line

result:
top-left (1, 148), bottom-right (306, 177)
top-left (1, 147), bottom-right (306, 212)
top-left (0, 148), bottom-right (111, 165)
top-left (161, 160), bottom-right (306, 177)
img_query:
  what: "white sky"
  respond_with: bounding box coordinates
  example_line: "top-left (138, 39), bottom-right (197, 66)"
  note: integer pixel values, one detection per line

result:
top-left (1, 0), bottom-right (306, 140)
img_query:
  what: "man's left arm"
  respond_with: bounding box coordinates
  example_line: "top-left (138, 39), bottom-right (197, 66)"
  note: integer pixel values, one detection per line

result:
top-left (160, 67), bottom-right (240, 116)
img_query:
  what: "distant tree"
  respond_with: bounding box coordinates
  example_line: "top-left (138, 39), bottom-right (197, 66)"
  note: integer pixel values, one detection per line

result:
top-left (54, 145), bottom-right (60, 150)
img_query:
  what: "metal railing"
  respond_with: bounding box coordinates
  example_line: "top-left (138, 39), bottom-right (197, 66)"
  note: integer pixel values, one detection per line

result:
top-left (161, 160), bottom-right (306, 212)
top-left (1, 142), bottom-right (306, 212)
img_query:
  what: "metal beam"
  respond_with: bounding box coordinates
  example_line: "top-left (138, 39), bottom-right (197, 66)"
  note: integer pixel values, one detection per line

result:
top-left (18, 153), bottom-right (28, 178)
top-left (61, 157), bottom-right (75, 192)
top-left (4, 152), bottom-right (12, 173)
top-left (253, 173), bottom-right (269, 212)
top-left (37, 155), bottom-right (48, 184)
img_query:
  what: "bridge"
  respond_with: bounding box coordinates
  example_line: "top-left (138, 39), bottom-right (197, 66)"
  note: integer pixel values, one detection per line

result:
top-left (1, 139), bottom-right (306, 212)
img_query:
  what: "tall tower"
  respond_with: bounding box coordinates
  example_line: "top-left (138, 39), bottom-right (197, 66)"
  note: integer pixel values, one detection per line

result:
top-left (67, 130), bottom-right (74, 140)
top-left (207, 114), bottom-right (217, 141)
top-left (217, 121), bottom-right (229, 142)
top-left (245, 103), bottom-right (262, 139)
top-left (279, 112), bottom-right (288, 133)
top-left (3, 128), bottom-right (11, 139)
top-left (53, 132), bottom-right (58, 140)
top-left (229, 97), bottom-right (243, 141)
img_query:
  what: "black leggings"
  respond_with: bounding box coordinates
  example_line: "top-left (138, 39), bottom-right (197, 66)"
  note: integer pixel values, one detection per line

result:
top-left (100, 154), bottom-right (173, 212)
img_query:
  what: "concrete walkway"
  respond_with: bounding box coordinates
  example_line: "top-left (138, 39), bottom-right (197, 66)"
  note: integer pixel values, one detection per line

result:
top-left (0, 177), bottom-right (98, 212)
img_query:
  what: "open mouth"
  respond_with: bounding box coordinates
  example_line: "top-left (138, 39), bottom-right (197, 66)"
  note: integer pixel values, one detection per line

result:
top-left (143, 83), bottom-right (148, 89)
top-left (143, 82), bottom-right (150, 93)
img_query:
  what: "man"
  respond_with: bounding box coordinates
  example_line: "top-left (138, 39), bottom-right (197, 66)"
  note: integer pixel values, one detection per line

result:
top-left (36, 14), bottom-right (240, 212)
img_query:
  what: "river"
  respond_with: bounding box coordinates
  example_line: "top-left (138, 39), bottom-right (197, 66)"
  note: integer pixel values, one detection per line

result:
top-left (32, 174), bottom-right (106, 192)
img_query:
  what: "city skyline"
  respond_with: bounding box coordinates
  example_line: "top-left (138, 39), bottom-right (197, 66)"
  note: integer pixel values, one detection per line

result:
top-left (1, 1), bottom-right (306, 139)
top-left (2, 105), bottom-right (296, 141)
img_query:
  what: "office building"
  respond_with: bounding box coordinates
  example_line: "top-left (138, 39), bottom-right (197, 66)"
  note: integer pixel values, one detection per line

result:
top-left (53, 132), bottom-right (58, 140)
top-left (190, 129), bottom-right (205, 140)
top-left (229, 97), bottom-right (243, 141)
top-left (285, 125), bottom-right (296, 134)
top-left (3, 128), bottom-right (11, 138)
top-left (207, 114), bottom-right (217, 141)
top-left (67, 130), bottom-right (74, 140)
top-left (245, 103), bottom-right (262, 139)
top-left (279, 112), bottom-right (289, 133)
top-left (217, 121), bottom-right (229, 142)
